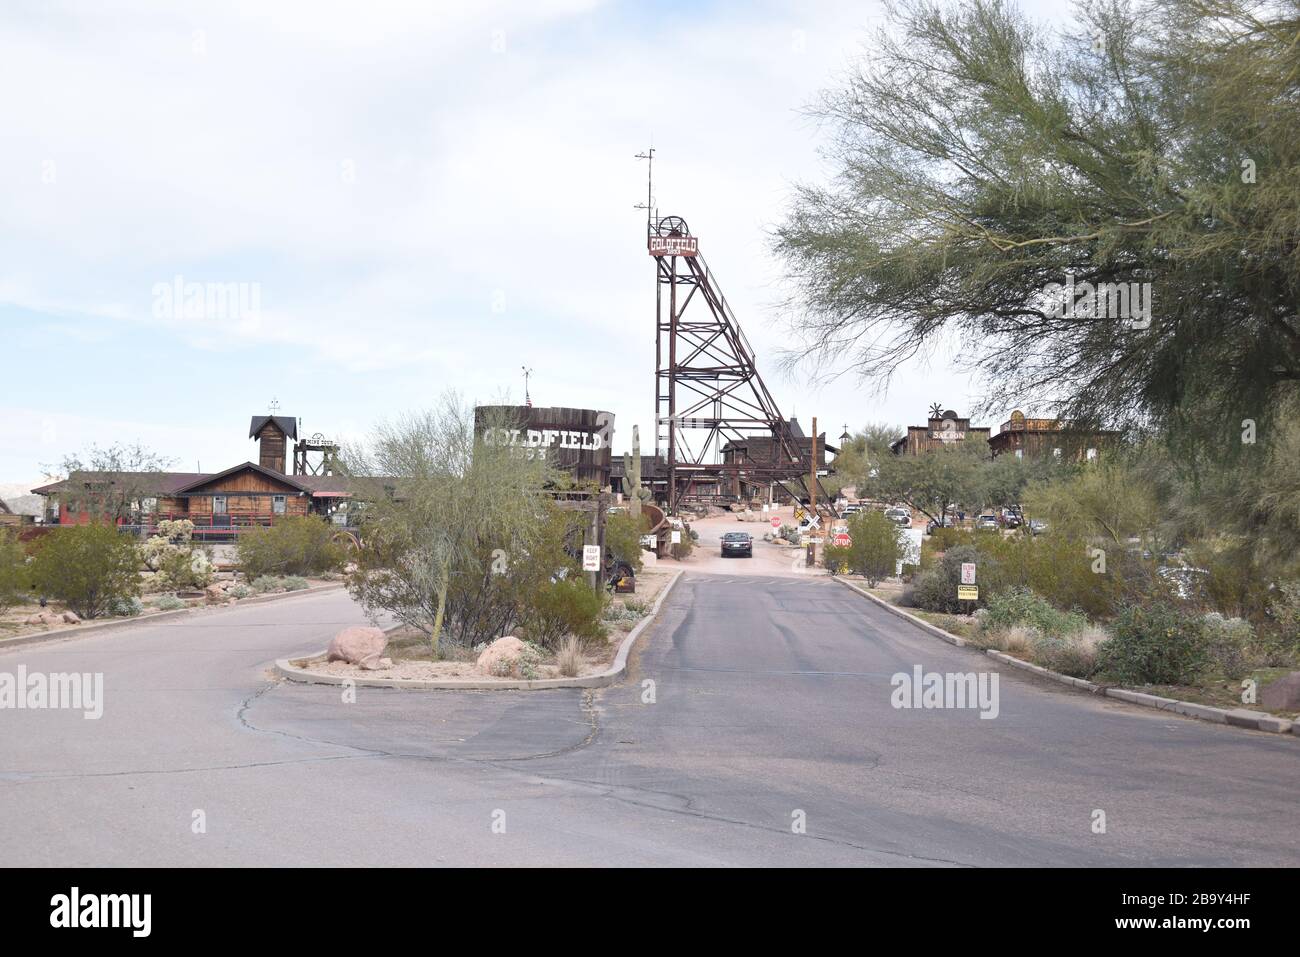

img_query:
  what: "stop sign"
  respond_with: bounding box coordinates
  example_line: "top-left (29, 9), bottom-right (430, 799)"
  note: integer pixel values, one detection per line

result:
top-left (834, 532), bottom-right (851, 547)
top-left (770, 516), bottom-right (781, 528)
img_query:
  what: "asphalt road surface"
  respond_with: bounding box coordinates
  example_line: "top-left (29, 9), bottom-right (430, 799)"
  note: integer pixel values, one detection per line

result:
top-left (2, 576), bottom-right (1297, 867)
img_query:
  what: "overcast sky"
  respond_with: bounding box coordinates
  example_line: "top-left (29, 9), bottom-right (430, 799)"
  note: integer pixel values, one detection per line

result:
top-left (0, 0), bottom-right (1075, 484)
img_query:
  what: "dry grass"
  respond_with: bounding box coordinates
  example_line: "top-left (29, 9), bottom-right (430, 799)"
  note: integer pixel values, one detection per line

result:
top-left (557, 636), bottom-right (582, 677)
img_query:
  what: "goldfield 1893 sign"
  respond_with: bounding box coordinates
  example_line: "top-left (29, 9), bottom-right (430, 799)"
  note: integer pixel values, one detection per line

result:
top-left (475, 405), bottom-right (614, 486)
top-left (648, 235), bottom-right (698, 257)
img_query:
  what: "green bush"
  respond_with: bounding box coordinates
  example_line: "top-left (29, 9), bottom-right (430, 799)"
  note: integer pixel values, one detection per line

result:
top-left (156, 595), bottom-right (186, 611)
top-left (670, 531), bottom-right (694, 561)
top-left (29, 525), bottom-right (141, 619)
top-left (982, 587), bottom-right (1087, 638)
top-left (0, 535), bottom-right (30, 610)
top-left (282, 575), bottom-right (309, 591)
top-left (251, 575), bottom-right (283, 593)
top-left (606, 511), bottom-right (649, 573)
top-left (1200, 613), bottom-right (1254, 679)
top-left (236, 516), bottom-right (345, 578)
top-left (518, 576), bottom-right (605, 649)
top-left (1094, 603), bottom-right (1209, 685)
top-left (108, 595), bottom-right (144, 617)
top-left (913, 545), bottom-right (999, 613)
top-left (838, 511), bottom-right (904, 585)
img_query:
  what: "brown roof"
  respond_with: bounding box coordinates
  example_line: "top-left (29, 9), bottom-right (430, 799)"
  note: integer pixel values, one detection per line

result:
top-left (32, 471), bottom-right (209, 496)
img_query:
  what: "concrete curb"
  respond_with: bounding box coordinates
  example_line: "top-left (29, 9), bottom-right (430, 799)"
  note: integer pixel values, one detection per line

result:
top-left (832, 575), bottom-right (1296, 738)
top-left (833, 577), bottom-right (967, 647)
top-left (275, 570), bottom-right (684, 692)
top-left (0, 582), bottom-right (346, 652)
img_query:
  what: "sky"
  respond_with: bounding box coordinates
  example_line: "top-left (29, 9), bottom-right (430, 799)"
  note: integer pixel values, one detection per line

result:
top-left (0, 0), bottom-right (1076, 486)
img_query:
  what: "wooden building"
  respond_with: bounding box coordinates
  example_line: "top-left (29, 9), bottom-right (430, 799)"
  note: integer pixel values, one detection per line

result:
top-left (987, 410), bottom-right (1119, 460)
top-left (890, 410), bottom-right (992, 456)
top-left (31, 414), bottom-right (352, 538)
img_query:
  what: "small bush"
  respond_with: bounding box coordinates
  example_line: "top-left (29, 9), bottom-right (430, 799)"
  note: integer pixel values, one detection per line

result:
top-left (982, 587), bottom-right (1087, 638)
top-left (557, 636), bottom-right (582, 677)
top-left (108, 595), bottom-right (145, 617)
top-left (0, 535), bottom-right (30, 610)
top-left (912, 545), bottom-right (998, 614)
top-left (229, 584), bottom-right (252, 600)
top-left (156, 595), bottom-right (186, 611)
top-left (826, 512), bottom-right (905, 585)
top-left (251, 575), bottom-right (283, 593)
top-left (237, 516), bottom-right (345, 578)
top-left (1095, 603), bottom-right (1208, 685)
top-left (29, 525), bottom-right (141, 619)
top-left (282, 576), bottom-right (310, 591)
top-left (606, 511), bottom-right (649, 574)
top-left (1200, 613), bottom-right (1255, 679)
top-left (519, 577), bottom-right (605, 649)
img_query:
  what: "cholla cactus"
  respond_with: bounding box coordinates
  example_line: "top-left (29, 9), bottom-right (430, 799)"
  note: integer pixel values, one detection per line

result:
top-left (623, 425), bottom-right (651, 517)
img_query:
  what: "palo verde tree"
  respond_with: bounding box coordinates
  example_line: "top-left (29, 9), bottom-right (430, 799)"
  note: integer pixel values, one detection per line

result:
top-left (865, 443), bottom-right (990, 524)
top-left (51, 442), bottom-right (175, 523)
top-left (342, 395), bottom-right (561, 655)
top-left (775, 0), bottom-right (1300, 450)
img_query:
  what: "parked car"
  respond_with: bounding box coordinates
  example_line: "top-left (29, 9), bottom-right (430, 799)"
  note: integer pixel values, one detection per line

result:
top-left (1000, 506), bottom-right (1023, 528)
top-left (926, 516), bottom-right (953, 535)
top-left (1026, 518), bottom-right (1048, 535)
top-left (976, 513), bottom-right (999, 530)
top-left (721, 531), bottom-right (753, 558)
top-left (883, 506), bottom-right (911, 527)
top-left (842, 503), bottom-right (863, 517)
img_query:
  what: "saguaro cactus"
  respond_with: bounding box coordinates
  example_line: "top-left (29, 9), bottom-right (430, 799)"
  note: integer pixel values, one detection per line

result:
top-left (623, 425), bottom-right (650, 518)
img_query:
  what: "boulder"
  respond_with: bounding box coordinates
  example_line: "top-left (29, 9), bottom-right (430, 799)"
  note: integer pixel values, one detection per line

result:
top-left (61, 611), bottom-right (81, 625)
top-left (327, 626), bottom-right (388, 669)
top-left (1261, 671), bottom-right (1300, 711)
top-left (204, 583), bottom-right (226, 605)
top-left (476, 636), bottom-right (527, 677)
top-left (25, 611), bottom-right (62, 627)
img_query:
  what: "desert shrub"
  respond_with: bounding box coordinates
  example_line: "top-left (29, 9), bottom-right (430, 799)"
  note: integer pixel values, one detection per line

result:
top-left (1030, 630), bottom-right (1100, 678)
top-left (1200, 613), bottom-right (1254, 679)
top-left (156, 595), bottom-right (186, 611)
top-left (972, 533), bottom-right (1119, 620)
top-left (153, 545), bottom-right (214, 590)
top-left (237, 516), bottom-right (345, 578)
top-left (0, 535), bottom-right (30, 610)
top-left (670, 532), bottom-right (694, 561)
top-left (108, 595), bottom-right (145, 617)
top-left (606, 511), bottom-right (649, 574)
top-left (912, 545), bottom-right (999, 613)
top-left (557, 636), bottom-right (582, 677)
top-left (229, 584), bottom-right (252, 600)
top-left (282, 576), bottom-right (310, 591)
top-left (1258, 582), bottom-right (1300, 664)
top-left (518, 576), bottom-right (605, 649)
top-left (28, 525), bottom-right (141, 619)
top-left (837, 511), bottom-right (904, 585)
top-left (250, 575), bottom-right (283, 593)
top-left (926, 525), bottom-right (973, 553)
top-left (822, 541), bottom-right (852, 574)
top-left (491, 639), bottom-right (545, 679)
top-left (778, 523), bottom-right (802, 545)
top-left (1094, 603), bottom-right (1208, 685)
top-left (982, 587), bottom-right (1087, 638)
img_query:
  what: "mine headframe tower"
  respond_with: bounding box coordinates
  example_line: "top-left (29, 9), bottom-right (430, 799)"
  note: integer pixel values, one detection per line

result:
top-left (649, 214), bottom-right (834, 516)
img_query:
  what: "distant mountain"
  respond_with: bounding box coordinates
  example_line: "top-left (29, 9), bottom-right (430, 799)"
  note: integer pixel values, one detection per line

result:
top-left (1, 480), bottom-right (52, 517)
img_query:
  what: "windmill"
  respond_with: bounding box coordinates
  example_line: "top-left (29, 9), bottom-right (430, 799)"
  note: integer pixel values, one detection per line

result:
top-left (928, 402), bottom-right (944, 420)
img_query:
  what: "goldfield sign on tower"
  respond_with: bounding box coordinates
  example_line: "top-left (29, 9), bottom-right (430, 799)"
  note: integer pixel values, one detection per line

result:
top-left (648, 235), bottom-right (698, 257)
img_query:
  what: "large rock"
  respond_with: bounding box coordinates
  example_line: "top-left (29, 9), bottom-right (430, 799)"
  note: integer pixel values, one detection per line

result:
top-left (61, 611), bottom-right (81, 624)
top-left (1261, 671), bottom-right (1300, 711)
top-left (476, 636), bottom-right (527, 677)
top-left (204, 583), bottom-right (227, 605)
top-left (25, 611), bottom-right (63, 627)
top-left (327, 626), bottom-right (389, 670)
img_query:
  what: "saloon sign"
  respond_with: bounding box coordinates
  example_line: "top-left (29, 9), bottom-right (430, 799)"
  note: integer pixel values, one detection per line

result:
top-left (648, 235), bottom-right (698, 257)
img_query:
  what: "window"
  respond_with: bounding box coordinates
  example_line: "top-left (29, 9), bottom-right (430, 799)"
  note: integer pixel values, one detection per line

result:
top-left (272, 494), bottom-right (286, 515)
top-left (213, 495), bottom-right (228, 514)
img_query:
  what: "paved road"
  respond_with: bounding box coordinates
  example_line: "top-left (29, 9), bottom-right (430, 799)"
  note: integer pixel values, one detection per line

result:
top-left (1, 576), bottom-right (1297, 866)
